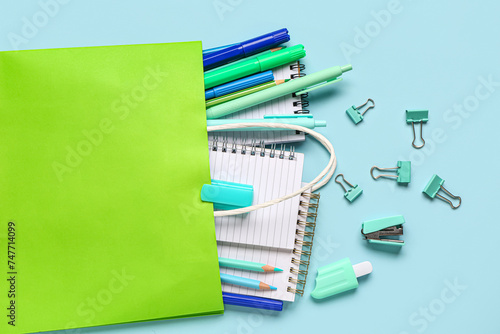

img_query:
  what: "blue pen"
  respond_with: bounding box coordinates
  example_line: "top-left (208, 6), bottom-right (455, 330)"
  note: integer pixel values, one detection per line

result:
top-left (205, 71), bottom-right (274, 100)
top-left (220, 273), bottom-right (277, 290)
top-left (203, 28), bottom-right (290, 70)
top-left (222, 292), bottom-right (283, 311)
top-left (207, 115), bottom-right (326, 131)
top-left (203, 43), bottom-right (238, 55)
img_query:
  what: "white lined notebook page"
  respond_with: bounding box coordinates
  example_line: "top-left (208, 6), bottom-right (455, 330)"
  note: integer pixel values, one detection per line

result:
top-left (218, 187), bottom-right (314, 302)
top-left (207, 62), bottom-right (306, 145)
top-left (209, 144), bottom-right (304, 250)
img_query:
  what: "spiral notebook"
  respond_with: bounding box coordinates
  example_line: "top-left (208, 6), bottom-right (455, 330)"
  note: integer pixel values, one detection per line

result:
top-left (209, 142), bottom-right (319, 302)
top-left (207, 61), bottom-right (309, 145)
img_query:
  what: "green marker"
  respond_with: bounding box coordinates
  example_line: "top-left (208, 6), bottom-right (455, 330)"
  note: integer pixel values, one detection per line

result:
top-left (204, 44), bottom-right (306, 89)
top-left (206, 79), bottom-right (289, 108)
top-left (206, 64), bottom-right (353, 119)
top-left (219, 257), bottom-right (283, 272)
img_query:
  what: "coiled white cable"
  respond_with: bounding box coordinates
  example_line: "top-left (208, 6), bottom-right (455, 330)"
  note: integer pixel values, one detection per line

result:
top-left (207, 122), bottom-right (336, 217)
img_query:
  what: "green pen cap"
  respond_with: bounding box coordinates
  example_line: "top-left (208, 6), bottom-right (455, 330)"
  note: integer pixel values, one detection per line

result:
top-left (257, 44), bottom-right (305, 71)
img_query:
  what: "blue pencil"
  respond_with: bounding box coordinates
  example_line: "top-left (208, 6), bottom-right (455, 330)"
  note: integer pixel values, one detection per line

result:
top-left (220, 273), bottom-right (277, 290)
top-left (222, 292), bottom-right (283, 311)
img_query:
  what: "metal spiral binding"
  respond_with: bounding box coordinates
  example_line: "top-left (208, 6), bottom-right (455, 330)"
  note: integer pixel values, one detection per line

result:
top-left (287, 191), bottom-right (320, 296)
top-left (295, 229), bottom-right (314, 237)
top-left (289, 268), bottom-right (308, 276)
top-left (288, 277), bottom-right (307, 285)
top-left (289, 61), bottom-right (309, 114)
top-left (209, 138), bottom-right (296, 160)
top-left (291, 257), bottom-right (310, 267)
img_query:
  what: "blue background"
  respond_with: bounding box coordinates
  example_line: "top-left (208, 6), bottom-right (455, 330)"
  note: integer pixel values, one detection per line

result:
top-left (1, 0), bottom-right (498, 333)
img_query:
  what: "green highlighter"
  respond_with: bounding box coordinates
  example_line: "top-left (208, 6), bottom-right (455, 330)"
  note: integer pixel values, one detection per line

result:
top-left (204, 44), bottom-right (306, 89)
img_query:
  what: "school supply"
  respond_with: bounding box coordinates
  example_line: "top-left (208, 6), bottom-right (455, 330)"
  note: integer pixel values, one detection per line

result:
top-left (423, 174), bottom-right (462, 209)
top-left (206, 79), bottom-right (289, 108)
top-left (311, 258), bottom-right (372, 299)
top-left (203, 28), bottom-right (290, 70)
top-left (361, 215), bottom-right (405, 246)
top-left (222, 292), bottom-right (283, 311)
top-left (219, 258), bottom-right (283, 272)
top-left (207, 122), bottom-right (336, 218)
top-left (207, 115), bottom-right (326, 131)
top-left (204, 44), bottom-right (306, 89)
top-left (0, 42), bottom-right (223, 334)
top-left (203, 43), bottom-right (238, 55)
top-left (207, 62), bottom-right (309, 145)
top-left (335, 174), bottom-right (363, 203)
top-left (209, 141), bottom-right (304, 249)
top-left (206, 65), bottom-right (352, 119)
top-left (205, 70), bottom-right (274, 100)
top-left (210, 140), bottom-right (320, 301)
top-left (370, 161), bottom-right (411, 184)
top-left (406, 109), bottom-right (429, 149)
top-left (201, 179), bottom-right (254, 210)
top-left (346, 98), bottom-right (375, 124)
top-left (220, 273), bottom-right (277, 290)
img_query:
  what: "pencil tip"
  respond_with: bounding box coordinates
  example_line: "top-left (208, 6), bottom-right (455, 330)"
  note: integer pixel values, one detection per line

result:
top-left (270, 285), bottom-right (277, 290)
top-left (274, 268), bottom-right (283, 272)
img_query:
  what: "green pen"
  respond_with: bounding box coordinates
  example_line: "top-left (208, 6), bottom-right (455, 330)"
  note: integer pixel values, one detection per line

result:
top-left (206, 79), bottom-right (289, 108)
top-left (204, 44), bottom-right (306, 89)
top-left (206, 64), bottom-right (353, 119)
top-left (219, 257), bottom-right (283, 272)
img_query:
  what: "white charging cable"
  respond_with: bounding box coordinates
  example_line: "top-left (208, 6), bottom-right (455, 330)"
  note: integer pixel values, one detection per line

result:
top-left (207, 122), bottom-right (337, 217)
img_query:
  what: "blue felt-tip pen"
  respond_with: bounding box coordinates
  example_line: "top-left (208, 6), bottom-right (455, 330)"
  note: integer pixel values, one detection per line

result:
top-left (203, 28), bottom-right (290, 70)
top-left (205, 71), bottom-right (274, 100)
top-left (222, 292), bottom-right (283, 311)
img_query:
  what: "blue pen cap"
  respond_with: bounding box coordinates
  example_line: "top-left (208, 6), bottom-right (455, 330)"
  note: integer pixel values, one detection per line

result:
top-left (241, 28), bottom-right (290, 56)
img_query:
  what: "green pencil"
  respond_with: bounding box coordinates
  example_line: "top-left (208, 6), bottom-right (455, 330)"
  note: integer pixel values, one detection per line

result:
top-left (206, 79), bottom-right (289, 108)
top-left (219, 257), bottom-right (283, 272)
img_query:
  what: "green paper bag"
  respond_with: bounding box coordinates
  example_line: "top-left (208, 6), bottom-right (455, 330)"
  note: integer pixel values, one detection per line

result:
top-left (0, 42), bottom-right (223, 333)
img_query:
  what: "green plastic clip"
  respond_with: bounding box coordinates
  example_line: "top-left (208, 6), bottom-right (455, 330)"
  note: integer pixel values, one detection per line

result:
top-left (361, 215), bottom-right (405, 246)
top-left (423, 174), bottom-right (462, 209)
top-left (370, 161), bottom-right (411, 184)
top-left (311, 258), bottom-right (373, 299)
top-left (346, 98), bottom-right (375, 125)
top-left (335, 174), bottom-right (363, 203)
top-left (406, 109), bottom-right (428, 149)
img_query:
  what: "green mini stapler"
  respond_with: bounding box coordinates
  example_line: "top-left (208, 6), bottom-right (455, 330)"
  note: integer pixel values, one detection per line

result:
top-left (361, 215), bottom-right (405, 246)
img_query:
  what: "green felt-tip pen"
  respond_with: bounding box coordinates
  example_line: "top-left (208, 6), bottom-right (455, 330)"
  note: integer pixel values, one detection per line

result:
top-left (206, 79), bottom-right (289, 108)
top-left (219, 257), bottom-right (283, 272)
top-left (204, 44), bottom-right (306, 89)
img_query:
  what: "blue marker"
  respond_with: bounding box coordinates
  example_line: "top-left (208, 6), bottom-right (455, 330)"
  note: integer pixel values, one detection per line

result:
top-left (220, 273), bottom-right (277, 290)
top-left (203, 28), bottom-right (290, 70)
top-left (203, 43), bottom-right (238, 55)
top-left (207, 115), bottom-right (327, 131)
top-left (223, 292), bottom-right (283, 311)
top-left (205, 71), bottom-right (274, 100)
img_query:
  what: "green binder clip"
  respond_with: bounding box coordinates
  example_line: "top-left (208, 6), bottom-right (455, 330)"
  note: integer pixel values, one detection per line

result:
top-left (361, 215), bottom-right (405, 246)
top-left (201, 179), bottom-right (253, 210)
top-left (335, 174), bottom-right (363, 203)
top-left (406, 109), bottom-right (428, 149)
top-left (311, 258), bottom-right (373, 299)
top-left (370, 161), bottom-right (411, 184)
top-left (346, 98), bottom-right (375, 124)
top-left (423, 174), bottom-right (462, 209)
